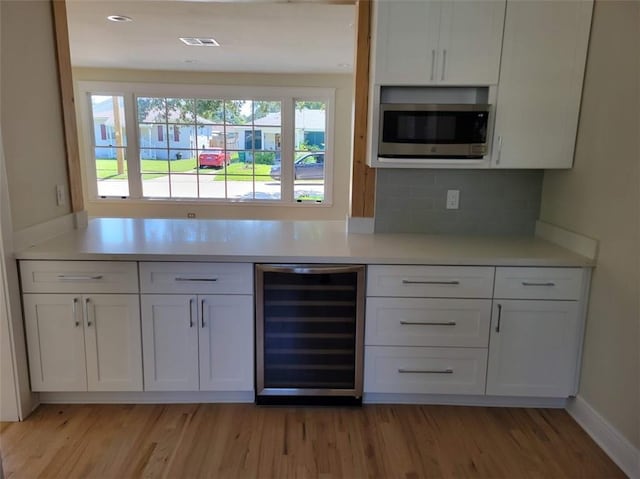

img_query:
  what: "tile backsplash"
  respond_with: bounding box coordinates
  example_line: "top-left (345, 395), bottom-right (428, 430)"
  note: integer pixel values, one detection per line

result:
top-left (374, 169), bottom-right (543, 235)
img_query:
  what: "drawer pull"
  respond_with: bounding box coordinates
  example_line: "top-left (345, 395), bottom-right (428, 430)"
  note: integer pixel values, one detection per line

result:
top-left (398, 368), bottom-right (454, 374)
top-left (189, 298), bottom-right (194, 328)
top-left (57, 274), bottom-right (104, 281)
top-left (496, 303), bottom-right (502, 333)
top-left (72, 297), bottom-right (80, 327)
top-left (401, 280), bottom-right (460, 286)
top-left (400, 320), bottom-right (456, 326)
top-left (521, 281), bottom-right (556, 287)
top-left (175, 277), bottom-right (218, 282)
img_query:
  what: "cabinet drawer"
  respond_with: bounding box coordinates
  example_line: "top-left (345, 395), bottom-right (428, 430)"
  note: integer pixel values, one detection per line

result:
top-left (365, 298), bottom-right (491, 347)
top-left (364, 346), bottom-right (487, 395)
top-left (140, 262), bottom-right (253, 294)
top-left (20, 261), bottom-right (138, 293)
top-left (367, 265), bottom-right (494, 298)
top-left (494, 267), bottom-right (584, 300)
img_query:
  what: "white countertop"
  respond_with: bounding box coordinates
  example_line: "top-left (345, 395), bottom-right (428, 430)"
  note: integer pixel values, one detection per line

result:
top-left (15, 218), bottom-right (594, 267)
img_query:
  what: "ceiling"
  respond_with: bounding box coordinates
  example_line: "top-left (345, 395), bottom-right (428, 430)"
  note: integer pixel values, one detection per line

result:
top-left (65, 0), bottom-right (357, 74)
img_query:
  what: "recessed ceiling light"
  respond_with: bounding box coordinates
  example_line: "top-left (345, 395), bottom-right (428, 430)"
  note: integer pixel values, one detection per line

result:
top-left (107, 15), bottom-right (132, 23)
top-left (179, 37), bottom-right (220, 47)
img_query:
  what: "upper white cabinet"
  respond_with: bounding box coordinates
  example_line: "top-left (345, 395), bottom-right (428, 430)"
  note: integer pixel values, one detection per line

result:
top-left (491, 0), bottom-right (593, 168)
top-left (372, 0), bottom-right (506, 85)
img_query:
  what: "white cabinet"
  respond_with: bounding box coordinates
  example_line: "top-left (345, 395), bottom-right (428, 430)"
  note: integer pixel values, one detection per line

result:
top-left (141, 295), bottom-right (199, 391)
top-left (364, 265), bottom-right (495, 396)
top-left (486, 300), bottom-right (581, 397)
top-left (486, 267), bottom-right (588, 397)
top-left (140, 262), bottom-right (254, 392)
top-left (491, 0), bottom-right (593, 168)
top-left (24, 293), bottom-right (142, 392)
top-left (141, 294), bottom-right (254, 392)
top-left (372, 0), bottom-right (505, 85)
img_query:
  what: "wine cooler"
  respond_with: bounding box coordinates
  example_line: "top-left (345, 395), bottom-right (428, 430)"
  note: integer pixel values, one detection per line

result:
top-left (255, 264), bottom-right (365, 405)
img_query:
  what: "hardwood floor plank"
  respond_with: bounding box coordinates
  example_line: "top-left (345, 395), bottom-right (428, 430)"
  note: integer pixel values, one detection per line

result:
top-left (0, 403), bottom-right (625, 479)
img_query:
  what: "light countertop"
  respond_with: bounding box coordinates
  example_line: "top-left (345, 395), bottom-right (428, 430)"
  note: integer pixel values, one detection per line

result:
top-left (15, 218), bottom-right (594, 267)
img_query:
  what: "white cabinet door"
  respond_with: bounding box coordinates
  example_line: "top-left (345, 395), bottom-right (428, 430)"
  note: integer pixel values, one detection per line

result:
top-left (486, 300), bottom-right (581, 397)
top-left (198, 295), bottom-right (254, 392)
top-left (491, 0), bottom-right (593, 168)
top-left (373, 0), bottom-right (440, 85)
top-left (84, 295), bottom-right (142, 391)
top-left (439, 0), bottom-right (506, 84)
top-left (372, 0), bottom-right (505, 85)
top-left (23, 294), bottom-right (87, 391)
top-left (141, 295), bottom-right (199, 391)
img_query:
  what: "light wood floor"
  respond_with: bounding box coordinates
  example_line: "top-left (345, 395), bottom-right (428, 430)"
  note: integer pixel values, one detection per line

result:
top-left (0, 403), bottom-right (625, 478)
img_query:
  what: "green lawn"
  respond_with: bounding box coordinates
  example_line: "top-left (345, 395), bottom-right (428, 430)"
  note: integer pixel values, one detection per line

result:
top-left (212, 162), bottom-right (272, 182)
top-left (96, 158), bottom-right (197, 180)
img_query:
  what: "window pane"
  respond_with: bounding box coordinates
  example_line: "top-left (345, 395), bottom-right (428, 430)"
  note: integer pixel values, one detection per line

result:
top-left (294, 101), bottom-right (326, 202)
top-left (167, 125), bottom-right (195, 146)
top-left (254, 101), bottom-right (281, 126)
top-left (139, 124), bottom-right (168, 149)
top-left (225, 100), bottom-right (252, 125)
top-left (255, 175), bottom-right (280, 200)
top-left (137, 97), bottom-right (167, 123)
top-left (196, 99), bottom-right (224, 124)
top-left (141, 158), bottom-right (169, 174)
top-left (169, 149), bottom-right (197, 171)
top-left (170, 174), bottom-right (198, 198)
top-left (166, 98), bottom-right (195, 123)
top-left (141, 174), bottom-right (170, 198)
top-left (90, 94), bottom-right (129, 197)
top-left (199, 174), bottom-right (225, 199)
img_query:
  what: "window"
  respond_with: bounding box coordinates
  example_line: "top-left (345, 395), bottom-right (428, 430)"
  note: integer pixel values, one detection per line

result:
top-left (80, 82), bottom-right (334, 205)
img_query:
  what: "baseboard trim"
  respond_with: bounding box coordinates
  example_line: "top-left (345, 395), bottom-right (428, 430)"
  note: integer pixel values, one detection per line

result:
top-left (363, 393), bottom-right (567, 408)
top-left (39, 390), bottom-right (254, 404)
top-left (566, 395), bottom-right (640, 478)
top-left (535, 220), bottom-right (599, 260)
top-left (12, 211), bottom-right (86, 250)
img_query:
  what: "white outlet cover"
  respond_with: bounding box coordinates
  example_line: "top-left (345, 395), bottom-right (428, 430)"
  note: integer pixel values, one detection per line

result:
top-left (446, 189), bottom-right (460, 209)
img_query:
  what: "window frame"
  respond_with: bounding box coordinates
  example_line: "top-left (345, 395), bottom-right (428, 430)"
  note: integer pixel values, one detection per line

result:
top-left (77, 81), bottom-right (335, 206)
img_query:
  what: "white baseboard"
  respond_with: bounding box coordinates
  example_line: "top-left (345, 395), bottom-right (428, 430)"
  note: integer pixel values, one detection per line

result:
top-left (39, 390), bottom-right (254, 404)
top-left (12, 211), bottom-right (86, 250)
top-left (567, 395), bottom-right (640, 478)
top-left (535, 220), bottom-right (599, 260)
top-left (363, 393), bottom-right (567, 408)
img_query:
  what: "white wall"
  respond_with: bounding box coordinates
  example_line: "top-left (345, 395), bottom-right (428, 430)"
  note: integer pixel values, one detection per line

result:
top-left (0, 1), bottom-right (72, 231)
top-left (73, 68), bottom-right (354, 221)
top-left (540, 0), bottom-right (640, 449)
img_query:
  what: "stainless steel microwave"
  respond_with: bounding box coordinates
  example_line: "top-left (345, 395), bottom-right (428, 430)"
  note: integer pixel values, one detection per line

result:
top-left (378, 103), bottom-right (490, 159)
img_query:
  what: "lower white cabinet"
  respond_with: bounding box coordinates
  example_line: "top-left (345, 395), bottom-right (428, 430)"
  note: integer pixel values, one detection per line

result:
top-left (141, 294), bottom-right (253, 392)
top-left (486, 300), bottom-right (581, 397)
top-left (364, 346), bottom-right (488, 395)
top-left (24, 293), bottom-right (142, 392)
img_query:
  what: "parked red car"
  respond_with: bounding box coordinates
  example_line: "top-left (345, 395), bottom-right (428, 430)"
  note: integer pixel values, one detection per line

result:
top-left (198, 150), bottom-right (231, 169)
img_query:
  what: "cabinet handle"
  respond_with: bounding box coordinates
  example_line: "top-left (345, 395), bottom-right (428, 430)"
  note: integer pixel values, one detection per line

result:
top-left (402, 280), bottom-right (460, 285)
top-left (522, 281), bottom-right (556, 287)
top-left (84, 298), bottom-right (92, 327)
top-left (441, 49), bottom-right (447, 81)
top-left (400, 320), bottom-right (456, 326)
top-left (175, 277), bottom-right (218, 282)
top-left (495, 303), bottom-right (502, 333)
top-left (189, 298), bottom-right (194, 328)
top-left (496, 135), bottom-right (503, 165)
top-left (72, 297), bottom-right (80, 327)
top-left (201, 299), bottom-right (206, 328)
top-left (57, 274), bottom-right (104, 281)
top-left (430, 49), bottom-right (436, 81)
top-left (398, 368), bottom-right (453, 374)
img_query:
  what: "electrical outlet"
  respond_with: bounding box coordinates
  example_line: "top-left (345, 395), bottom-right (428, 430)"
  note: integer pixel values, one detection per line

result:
top-left (56, 184), bottom-right (65, 206)
top-left (446, 189), bottom-right (460, 210)
top-left (187, 212), bottom-right (196, 218)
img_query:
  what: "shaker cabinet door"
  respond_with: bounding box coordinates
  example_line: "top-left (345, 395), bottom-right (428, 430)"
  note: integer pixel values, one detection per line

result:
top-left (141, 295), bottom-right (199, 391)
top-left (486, 300), bottom-right (581, 397)
top-left (23, 294), bottom-right (87, 391)
top-left (84, 294), bottom-right (142, 391)
top-left (198, 295), bottom-right (254, 392)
